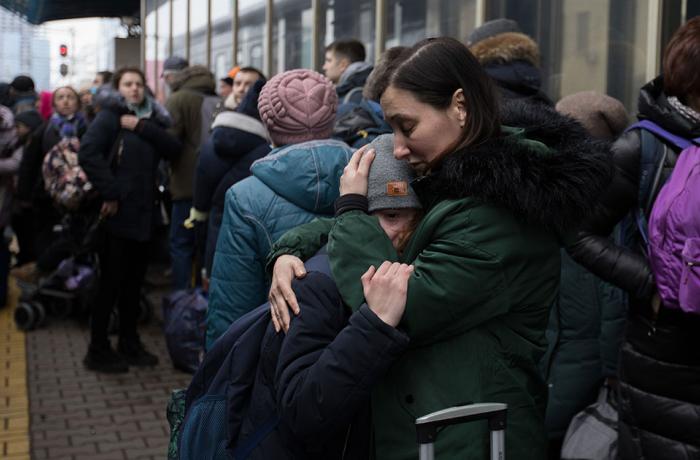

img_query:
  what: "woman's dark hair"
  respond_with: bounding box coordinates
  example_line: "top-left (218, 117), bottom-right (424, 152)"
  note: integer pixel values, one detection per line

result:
top-left (112, 67), bottom-right (146, 89)
top-left (663, 16), bottom-right (700, 100)
top-left (52, 86), bottom-right (81, 110)
top-left (388, 36), bottom-right (500, 148)
top-left (97, 70), bottom-right (114, 85)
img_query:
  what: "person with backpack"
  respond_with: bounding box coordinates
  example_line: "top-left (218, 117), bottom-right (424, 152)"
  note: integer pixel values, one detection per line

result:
top-left (79, 67), bottom-right (182, 373)
top-left (180, 134), bottom-right (416, 459)
top-left (323, 39), bottom-right (373, 116)
top-left (164, 64), bottom-right (217, 290)
top-left (205, 69), bottom-right (353, 349)
top-left (566, 18), bottom-right (700, 459)
top-left (15, 86), bottom-right (87, 276)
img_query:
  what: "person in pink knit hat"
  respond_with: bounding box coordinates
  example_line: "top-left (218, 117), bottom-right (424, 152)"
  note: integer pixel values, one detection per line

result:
top-left (205, 69), bottom-right (354, 348)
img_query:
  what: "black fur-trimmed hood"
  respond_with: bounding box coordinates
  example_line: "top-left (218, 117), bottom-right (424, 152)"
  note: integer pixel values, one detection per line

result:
top-left (414, 100), bottom-right (614, 234)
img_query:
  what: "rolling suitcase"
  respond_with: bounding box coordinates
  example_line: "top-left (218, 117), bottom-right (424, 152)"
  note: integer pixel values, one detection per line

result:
top-left (416, 403), bottom-right (507, 460)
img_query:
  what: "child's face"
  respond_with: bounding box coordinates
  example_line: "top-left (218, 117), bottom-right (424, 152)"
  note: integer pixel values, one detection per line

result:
top-left (373, 208), bottom-right (419, 250)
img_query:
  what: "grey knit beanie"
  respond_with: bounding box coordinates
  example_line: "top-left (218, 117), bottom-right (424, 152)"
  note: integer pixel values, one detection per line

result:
top-left (467, 18), bottom-right (521, 46)
top-left (367, 134), bottom-right (421, 212)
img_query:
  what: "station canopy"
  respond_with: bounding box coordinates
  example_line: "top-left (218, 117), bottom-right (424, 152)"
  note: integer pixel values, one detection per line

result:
top-left (0, 0), bottom-right (139, 25)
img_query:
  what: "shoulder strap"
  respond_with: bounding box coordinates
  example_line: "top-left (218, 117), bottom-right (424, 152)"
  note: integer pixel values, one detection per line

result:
top-left (627, 120), bottom-right (700, 149)
top-left (231, 414), bottom-right (281, 460)
top-left (107, 130), bottom-right (124, 170)
top-left (342, 86), bottom-right (364, 105)
top-left (630, 126), bottom-right (668, 249)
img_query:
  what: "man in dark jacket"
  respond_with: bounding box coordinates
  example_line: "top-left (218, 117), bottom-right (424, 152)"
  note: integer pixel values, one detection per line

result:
top-left (191, 79), bottom-right (270, 277)
top-left (323, 39), bottom-right (373, 113)
top-left (467, 19), bottom-right (552, 106)
top-left (165, 64), bottom-right (216, 289)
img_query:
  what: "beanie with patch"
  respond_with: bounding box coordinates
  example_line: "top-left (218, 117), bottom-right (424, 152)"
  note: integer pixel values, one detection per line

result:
top-left (367, 134), bottom-right (421, 212)
top-left (257, 69), bottom-right (337, 146)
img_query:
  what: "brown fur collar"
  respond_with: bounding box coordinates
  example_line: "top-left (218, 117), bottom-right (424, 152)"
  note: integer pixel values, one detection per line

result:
top-left (469, 32), bottom-right (540, 67)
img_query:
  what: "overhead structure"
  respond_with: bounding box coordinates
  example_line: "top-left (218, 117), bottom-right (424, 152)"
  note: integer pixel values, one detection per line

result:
top-left (0, 0), bottom-right (139, 25)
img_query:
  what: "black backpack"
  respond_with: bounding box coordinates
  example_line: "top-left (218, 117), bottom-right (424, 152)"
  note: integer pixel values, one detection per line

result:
top-left (333, 99), bottom-right (392, 148)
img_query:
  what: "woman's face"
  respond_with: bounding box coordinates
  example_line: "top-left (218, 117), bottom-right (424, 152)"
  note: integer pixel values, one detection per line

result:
top-left (118, 72), bottom-right (145, 105)
top-left (374, 208), bottom-right (419, 250)
top-left (53, 88), bottom-right (79, 117)
top-left (380, 85), bottom-right (465, 174)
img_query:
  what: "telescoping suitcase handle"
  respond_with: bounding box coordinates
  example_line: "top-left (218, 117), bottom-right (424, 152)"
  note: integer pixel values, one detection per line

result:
top-left (416, 402), bottom-right (507, 460)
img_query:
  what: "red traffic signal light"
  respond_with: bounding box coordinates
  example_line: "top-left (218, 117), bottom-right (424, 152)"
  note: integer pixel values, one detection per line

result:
top-left (59, 44), bottom-right (68, 57)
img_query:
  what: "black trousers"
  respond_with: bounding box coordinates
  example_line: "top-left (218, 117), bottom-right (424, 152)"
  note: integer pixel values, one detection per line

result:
top-left (90, 233), bottom-right (150, 349)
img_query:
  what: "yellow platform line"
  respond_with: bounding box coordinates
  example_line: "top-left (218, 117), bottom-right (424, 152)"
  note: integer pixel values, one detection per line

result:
top-left (0, 281), bottom-right (29, 460)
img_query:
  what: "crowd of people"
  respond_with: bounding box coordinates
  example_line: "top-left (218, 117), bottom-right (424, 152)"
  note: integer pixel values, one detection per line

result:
top-left (1, 15), bottom-right (699, 459)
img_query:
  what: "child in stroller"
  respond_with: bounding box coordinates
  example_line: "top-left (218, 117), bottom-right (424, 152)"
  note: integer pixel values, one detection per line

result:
top-left (14, 212), bottom-right (153, 330)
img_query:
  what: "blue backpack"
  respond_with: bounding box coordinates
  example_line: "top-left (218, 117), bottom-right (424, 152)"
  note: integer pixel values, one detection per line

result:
top-left (175, 251), bottom-right (332, 460)
top-left (177, 303), bottom-right (276, 460)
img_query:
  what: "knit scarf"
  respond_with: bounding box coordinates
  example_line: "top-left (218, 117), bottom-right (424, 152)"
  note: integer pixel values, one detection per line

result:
top-left (667, 96), bottom-right (700, 124)
top-left (50, 112), bottom-right (87, 139)
top-left (127, 96), bottom-right (154, 120)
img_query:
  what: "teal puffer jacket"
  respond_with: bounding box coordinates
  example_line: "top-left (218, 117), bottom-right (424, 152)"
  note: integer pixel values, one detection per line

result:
top-left (205, 139), bottom-right (352, 349)
top-left (540, 249), bottom-right (627, 440)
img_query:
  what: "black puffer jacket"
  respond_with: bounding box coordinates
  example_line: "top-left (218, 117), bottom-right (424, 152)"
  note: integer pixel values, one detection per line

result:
top-left (567, 76), bottom-right (700, 459)
top-left (566, 76), bottom-right (700, 300)
top-left (79, 92), bottom-right (182, 241)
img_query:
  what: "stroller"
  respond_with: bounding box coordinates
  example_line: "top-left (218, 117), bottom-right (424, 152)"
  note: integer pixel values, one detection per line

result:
top-left (13, 212), bottom-right (153, 330)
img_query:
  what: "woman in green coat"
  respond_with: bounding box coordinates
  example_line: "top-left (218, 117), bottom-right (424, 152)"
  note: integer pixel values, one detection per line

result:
top-left (267, 37), bottom-right (612, 459)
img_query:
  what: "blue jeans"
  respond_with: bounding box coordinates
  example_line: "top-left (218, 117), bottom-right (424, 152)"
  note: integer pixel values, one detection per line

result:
top-left (170, 199), bottom-right (196, 290)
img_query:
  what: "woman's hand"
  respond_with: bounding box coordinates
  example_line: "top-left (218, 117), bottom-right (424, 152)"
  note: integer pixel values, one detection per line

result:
top-left (340, 145), bottom-right (375, 196)
top-left (100, 200), bottom-right (119, 218)
top-left (269, 255), bottom-right (307, 333)
top-left (120, 115), bottom-right (140, 131)
top-left (361, 261), bottom-right (414, 327)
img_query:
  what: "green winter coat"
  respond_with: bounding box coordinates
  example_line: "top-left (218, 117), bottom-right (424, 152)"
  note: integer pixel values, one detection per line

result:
top-left (165, 65), bottom-right (217, 200)
top-left (267, 101), bottom-right (613, 459)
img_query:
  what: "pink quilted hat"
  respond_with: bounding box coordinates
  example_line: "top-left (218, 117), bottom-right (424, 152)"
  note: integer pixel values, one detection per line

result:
top-left (258, 69), bottom-right (337, 146)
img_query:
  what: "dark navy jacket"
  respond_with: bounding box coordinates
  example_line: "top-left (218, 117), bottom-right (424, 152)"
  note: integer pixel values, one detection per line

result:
top-left (183, 251), bottom-right (409, 459)
top-left (193, 110), bottom-right (271, 272)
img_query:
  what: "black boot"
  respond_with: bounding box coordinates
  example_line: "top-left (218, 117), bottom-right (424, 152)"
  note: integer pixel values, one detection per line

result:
top-left (84, 343), bottom-right (129, 373)
top-left (118, 338), bottom-right (159, 367)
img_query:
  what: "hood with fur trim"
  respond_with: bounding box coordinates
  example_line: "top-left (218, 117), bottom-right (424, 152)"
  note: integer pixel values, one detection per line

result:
top-left (413, 100), bottom-right (613, 235)
top-left (469, 32), bottom-right (540, 67)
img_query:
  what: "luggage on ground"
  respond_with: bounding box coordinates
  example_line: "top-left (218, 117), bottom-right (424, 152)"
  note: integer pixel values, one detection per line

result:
top-left (162, 289), bottom-right (208, 373)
